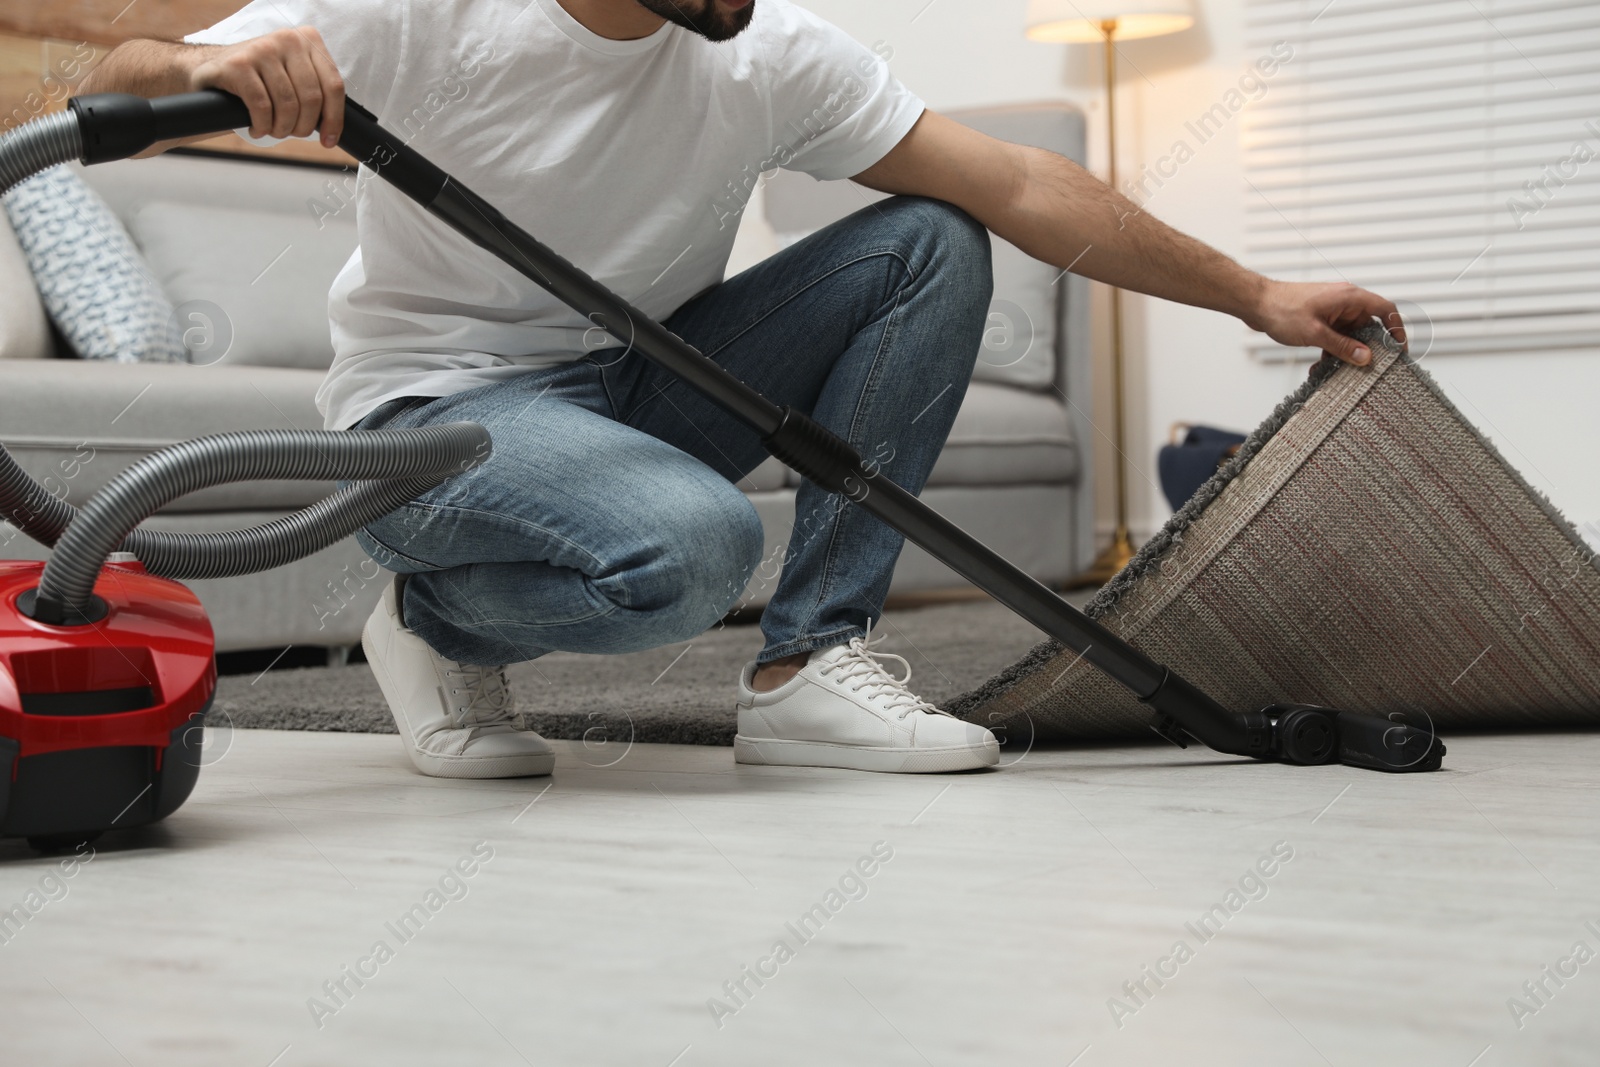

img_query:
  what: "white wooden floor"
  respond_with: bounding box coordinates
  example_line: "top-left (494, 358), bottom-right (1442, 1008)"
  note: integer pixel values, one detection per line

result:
top-left (1, 728), bottom-right (1597, 1066)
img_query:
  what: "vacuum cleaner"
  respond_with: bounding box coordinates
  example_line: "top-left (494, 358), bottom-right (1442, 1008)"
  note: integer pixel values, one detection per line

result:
top-left (0, 98), bottom-right (495, 850)
top-left (0, 91), bottom-right (1443, 801)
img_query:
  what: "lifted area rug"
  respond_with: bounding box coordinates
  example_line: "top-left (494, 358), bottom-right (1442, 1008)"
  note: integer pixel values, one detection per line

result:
top-left (949, 325), bottom-right (1600, 743)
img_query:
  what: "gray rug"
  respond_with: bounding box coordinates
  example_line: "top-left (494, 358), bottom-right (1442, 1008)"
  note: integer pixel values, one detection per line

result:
top-left (949, 325), bottom-right (1600, 741)
top-left (214, 599), bottom-right (1060, 747)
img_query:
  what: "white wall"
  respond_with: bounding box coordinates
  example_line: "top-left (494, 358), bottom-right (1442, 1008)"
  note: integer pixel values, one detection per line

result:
top-left (791, 0), bottom-right (1600, 549)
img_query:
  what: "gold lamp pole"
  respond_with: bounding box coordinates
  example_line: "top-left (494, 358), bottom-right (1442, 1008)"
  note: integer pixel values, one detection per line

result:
top-left (1083, 18), bottom-right (1139, 585)
top-left (1025, 0), bottom-right (1195, 588)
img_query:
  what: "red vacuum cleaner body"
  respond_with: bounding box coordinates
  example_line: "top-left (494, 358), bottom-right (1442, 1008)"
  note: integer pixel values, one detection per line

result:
top-left (0, 559), bottom-right (215, 850)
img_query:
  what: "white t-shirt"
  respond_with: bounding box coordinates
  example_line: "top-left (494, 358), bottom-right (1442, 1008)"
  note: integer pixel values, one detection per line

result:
top-left (187, 0), bottom-right (924, 429)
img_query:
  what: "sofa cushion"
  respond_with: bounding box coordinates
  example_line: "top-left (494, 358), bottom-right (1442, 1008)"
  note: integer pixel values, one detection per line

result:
top-left (2, 166), bottom-right (187, 363)
top-left (76, 154), bottom-right (353, 224)
top-left (0, 214), bottom-right (50, 361)
top-left (930, 383), bottom-right (1080, 486)
top-left (129, 200), bottom-right (358, 370)
top-left (784, 381), bottom-right (1078, 490)
top-left (0, 361), bottom-right (335, 513)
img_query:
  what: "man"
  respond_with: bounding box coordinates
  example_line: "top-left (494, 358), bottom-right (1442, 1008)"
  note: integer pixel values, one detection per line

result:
top-left (81, 0), bottom-right (1402, 779)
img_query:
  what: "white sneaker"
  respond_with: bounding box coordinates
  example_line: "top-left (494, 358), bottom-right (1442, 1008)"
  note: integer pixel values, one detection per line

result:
top-left (361, 577), bottom-right (555, 779)
top-left (734, 630), bottom-right (999, 773)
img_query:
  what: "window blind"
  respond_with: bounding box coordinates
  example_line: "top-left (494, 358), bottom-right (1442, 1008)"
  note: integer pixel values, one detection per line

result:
top-left (1242, 0), bottom-right (1600, 359)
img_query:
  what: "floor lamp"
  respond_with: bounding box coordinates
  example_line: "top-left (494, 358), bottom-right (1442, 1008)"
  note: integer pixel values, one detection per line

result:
top-left (1026, 0), bottom-right (1194, 587)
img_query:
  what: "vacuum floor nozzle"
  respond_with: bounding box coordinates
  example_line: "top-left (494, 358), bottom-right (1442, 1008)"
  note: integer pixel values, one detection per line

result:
top-left (1263, 704), bottom-right (1445, 772)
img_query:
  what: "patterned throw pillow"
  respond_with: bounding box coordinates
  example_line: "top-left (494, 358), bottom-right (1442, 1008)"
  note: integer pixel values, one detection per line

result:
top-left (1, 165), bottom-right (186, 363)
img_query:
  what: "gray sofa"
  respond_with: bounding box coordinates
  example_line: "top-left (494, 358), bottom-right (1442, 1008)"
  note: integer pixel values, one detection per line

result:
top-left (0, 102), bottom-right (1092, 653)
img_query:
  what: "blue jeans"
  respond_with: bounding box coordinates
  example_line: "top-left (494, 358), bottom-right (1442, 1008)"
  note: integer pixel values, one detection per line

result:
top-left (352, 196), bottom-right (993, 666)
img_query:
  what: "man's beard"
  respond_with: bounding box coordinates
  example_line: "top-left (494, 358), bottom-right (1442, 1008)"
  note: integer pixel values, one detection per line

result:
top-left (635, 0), bottom-right (755, 42)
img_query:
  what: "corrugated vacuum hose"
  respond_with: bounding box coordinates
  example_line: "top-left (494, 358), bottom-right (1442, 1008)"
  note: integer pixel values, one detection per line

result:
top-left (19, 425), bottom-right (490, 624)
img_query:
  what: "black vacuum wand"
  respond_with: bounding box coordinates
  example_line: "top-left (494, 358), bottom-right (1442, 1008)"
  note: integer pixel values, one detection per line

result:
top-left (65, 90), bottom-right (1443, 773)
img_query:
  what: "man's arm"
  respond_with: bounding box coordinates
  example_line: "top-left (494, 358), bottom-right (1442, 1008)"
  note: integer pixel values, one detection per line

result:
top-left (77, 27), bottom-right (346, 154)
top-left (854, 111), bottom-right (1403, 365)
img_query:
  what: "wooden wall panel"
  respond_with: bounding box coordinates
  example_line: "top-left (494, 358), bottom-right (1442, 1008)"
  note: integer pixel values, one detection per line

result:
top-left (0, 1), bottom-right (246, 47)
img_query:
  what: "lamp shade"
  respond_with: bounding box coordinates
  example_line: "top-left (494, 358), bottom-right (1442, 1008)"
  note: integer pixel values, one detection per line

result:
top-left (1025, 0), bottom-right (1194, 42)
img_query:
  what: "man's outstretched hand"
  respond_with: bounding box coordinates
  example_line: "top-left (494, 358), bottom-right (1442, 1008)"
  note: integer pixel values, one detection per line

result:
top-left (1248, 280), bottom-right (1405, 367)
top-left (852, 118), bottom-right (1409, 365)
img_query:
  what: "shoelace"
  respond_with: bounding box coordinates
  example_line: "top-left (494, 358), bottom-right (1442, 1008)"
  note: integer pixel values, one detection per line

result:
top-left (441, 664), bottom-right (516, 728)
top-left (817, 627), bottom-right (948, 720)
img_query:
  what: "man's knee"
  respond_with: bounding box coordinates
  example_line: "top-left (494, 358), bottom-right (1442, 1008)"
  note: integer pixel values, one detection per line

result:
top-left (687, 489), bottom-right (766, 617)
top-left (607, 483), bottom-right (765, 640)
top-left (884, 196), bottom-right (994, 298)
